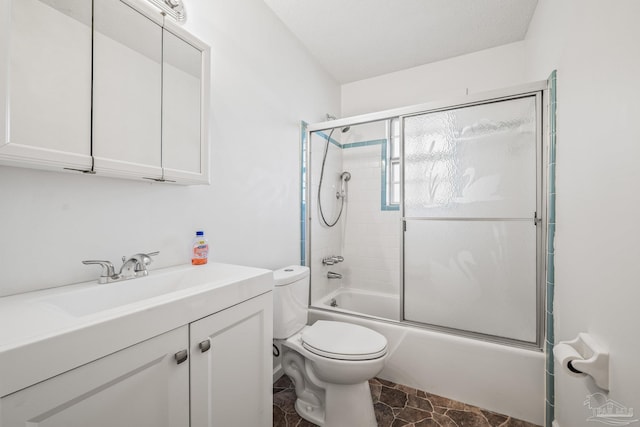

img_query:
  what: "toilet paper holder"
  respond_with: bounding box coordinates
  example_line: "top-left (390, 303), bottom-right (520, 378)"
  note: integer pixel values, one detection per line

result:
top-left (554, 333), bottom-right (609, 391)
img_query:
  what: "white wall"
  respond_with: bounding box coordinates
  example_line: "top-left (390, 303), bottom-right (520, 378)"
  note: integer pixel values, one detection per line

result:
top-left (525, 1), bottom-right (640, 426)
top-left (0, 0), bottom-right (340, 297)
top-left (341, 41), bottom-right (527, 116)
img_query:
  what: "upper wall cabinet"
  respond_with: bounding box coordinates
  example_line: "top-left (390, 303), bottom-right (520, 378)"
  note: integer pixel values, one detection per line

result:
top-left (0, 0), bottom-right (93, 171)
top-left (93, 0), bottom-right (164, 180)
top-left (0, 0), bottom-right (210, 184)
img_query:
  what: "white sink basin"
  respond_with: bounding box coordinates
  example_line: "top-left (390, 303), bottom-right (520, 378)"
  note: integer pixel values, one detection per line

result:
top-left (39, 264), bottom-right (231, 317)
top-left (0, 262), bottom-right (273, 398)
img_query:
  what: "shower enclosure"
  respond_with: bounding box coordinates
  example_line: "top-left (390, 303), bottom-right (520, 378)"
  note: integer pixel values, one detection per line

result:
top-left (304, 82), bottom-right (547, 349)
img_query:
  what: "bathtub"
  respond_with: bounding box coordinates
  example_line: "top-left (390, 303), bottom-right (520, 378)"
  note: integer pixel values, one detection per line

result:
top-left (308, 300), bottom-right (545, 425)
top-left (320, 288), bottom-right (399, 320)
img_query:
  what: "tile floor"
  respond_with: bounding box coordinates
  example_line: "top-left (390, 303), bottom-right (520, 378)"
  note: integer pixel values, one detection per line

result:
top-left (273, 375), bottom-right (541, 427)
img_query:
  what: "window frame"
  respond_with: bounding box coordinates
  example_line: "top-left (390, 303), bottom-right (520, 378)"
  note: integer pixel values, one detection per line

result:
top-left (382, 118), bottom-right (400, 211)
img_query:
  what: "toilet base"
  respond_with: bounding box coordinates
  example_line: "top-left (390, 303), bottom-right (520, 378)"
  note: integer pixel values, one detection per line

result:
top-left (323, 381), bottom-right (377, 427)
top-left (294, 381), bottom-right (376, 427)
top-left (294, 397), bottom-right (325, 426)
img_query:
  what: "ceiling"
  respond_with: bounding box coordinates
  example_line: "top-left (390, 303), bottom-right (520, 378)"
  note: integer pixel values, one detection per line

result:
top-left (263, 0), bottom-right (539, 84)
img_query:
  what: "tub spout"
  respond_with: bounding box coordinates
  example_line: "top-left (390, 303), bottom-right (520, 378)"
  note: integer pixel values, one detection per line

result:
top-left (327, 271), bottom-right (342, 279)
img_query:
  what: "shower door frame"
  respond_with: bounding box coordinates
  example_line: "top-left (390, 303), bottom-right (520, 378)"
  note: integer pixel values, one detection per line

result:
top-left (305, 80), bottom-right (549, 350)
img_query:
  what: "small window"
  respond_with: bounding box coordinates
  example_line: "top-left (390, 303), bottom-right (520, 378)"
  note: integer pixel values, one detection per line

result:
top-left (382, 118), bottom-right (400, 210)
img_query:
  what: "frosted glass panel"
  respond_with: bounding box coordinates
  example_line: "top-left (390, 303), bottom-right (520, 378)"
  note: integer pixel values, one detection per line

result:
top-left (404, 97), bottom-right (537, 218)
top-left (404, 220), bottom-right (537, 342)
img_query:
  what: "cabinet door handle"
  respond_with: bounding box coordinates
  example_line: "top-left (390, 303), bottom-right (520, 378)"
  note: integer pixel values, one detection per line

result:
top-left (199, 339), bottom-right (211, 353)
top-left (175, 349), bottom-right (188, 364)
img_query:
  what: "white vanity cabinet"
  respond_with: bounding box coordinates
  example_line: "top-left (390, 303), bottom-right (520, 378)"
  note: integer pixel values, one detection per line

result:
top-left (0, 0), bottom-right (210, 184)
top-left (0, 326), bottom-right (190, 427)
top-left (0, 290), bottom-right (273, 427)
top-left (0, 0), bottom-right (93, 172)
top-left (190, 292), bottom-right (273, 427)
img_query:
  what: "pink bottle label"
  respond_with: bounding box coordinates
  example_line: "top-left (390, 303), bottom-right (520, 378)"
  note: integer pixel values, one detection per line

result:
top-left (192, 241), bottom-right (208, 265)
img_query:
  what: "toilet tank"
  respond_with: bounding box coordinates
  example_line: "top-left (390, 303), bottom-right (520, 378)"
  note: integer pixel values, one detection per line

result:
top-left (273, 265), bottom-right (310, 339)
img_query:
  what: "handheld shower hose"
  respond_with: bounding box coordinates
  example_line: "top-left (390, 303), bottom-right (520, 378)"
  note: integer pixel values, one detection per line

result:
top-left (317, 127), bottom-right (350, 227)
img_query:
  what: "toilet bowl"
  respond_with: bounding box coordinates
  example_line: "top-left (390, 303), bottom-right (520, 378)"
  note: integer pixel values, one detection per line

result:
top-left (273, 266), bottom-right (387, 427)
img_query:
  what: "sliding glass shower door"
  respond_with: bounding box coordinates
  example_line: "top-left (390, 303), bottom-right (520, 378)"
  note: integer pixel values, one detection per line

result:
top-left (402, 95), bottom-right (541, 344)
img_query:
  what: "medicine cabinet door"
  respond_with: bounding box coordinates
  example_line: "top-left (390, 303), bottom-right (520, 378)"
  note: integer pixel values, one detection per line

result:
top-left (92, 0), bottom-right (163, 180)
top-left (0, 0), bottom-right (92, 171)
top-left (161, 27), bottom-right (209, 184)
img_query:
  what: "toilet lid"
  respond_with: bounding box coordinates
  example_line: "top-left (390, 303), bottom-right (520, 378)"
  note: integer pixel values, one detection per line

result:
top-left (301, 321), bottom-right (387, 361)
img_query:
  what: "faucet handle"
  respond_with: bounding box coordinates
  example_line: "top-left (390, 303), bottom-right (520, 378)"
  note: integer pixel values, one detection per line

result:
top-left (323, 255), bottom-right (344, 265)
top-left (82, 260), bottom-right (116, 284)
top-left (141, 251), bottom-right (159, 264)
top-left (131, 251), bottom-right (159, 274)
top-left (322, 256), bottom-right (336, 265)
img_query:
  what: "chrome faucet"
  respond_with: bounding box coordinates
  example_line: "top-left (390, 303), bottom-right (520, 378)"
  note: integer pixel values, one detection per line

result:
top-left (327, 271), bottom-right (342, 279)
top-left (83, 251), bottom-right (159, 284)
top-left (118, 252), bottom-right (159, 278)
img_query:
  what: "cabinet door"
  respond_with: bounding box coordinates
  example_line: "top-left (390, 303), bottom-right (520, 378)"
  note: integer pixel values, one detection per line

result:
top-left (92, 0), bottom-right (163, 180)
top-left (161, 27), bottom-right (210, 184)
top-left (0, 326), bottom-right (190, 427)
top-left (190, 292), bottom-right (273, 427)
top-left (0, 0), bottom-right (92, 171)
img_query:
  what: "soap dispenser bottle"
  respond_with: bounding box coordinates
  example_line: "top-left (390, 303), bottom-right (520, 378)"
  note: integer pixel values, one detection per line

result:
top-left (192, 230), bottom-right (209, 265)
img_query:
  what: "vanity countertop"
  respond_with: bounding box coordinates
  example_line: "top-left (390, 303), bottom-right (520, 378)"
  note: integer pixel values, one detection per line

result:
top-left (0, 262), bottom-right (273, 397)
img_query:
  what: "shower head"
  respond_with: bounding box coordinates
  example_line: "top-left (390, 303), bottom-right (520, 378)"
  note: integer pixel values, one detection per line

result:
top-left (340, 171), bottom-right (351, 181)
top-left (325, 114), bottom-right (351, 133)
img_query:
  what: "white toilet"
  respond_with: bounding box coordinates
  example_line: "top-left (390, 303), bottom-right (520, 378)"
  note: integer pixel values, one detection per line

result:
top-left (273, 266), bottom-right (388, 427)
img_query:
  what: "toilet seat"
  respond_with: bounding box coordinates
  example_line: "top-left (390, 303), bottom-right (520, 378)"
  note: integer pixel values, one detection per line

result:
top-left (301, 321), bottom-right (387, 361)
